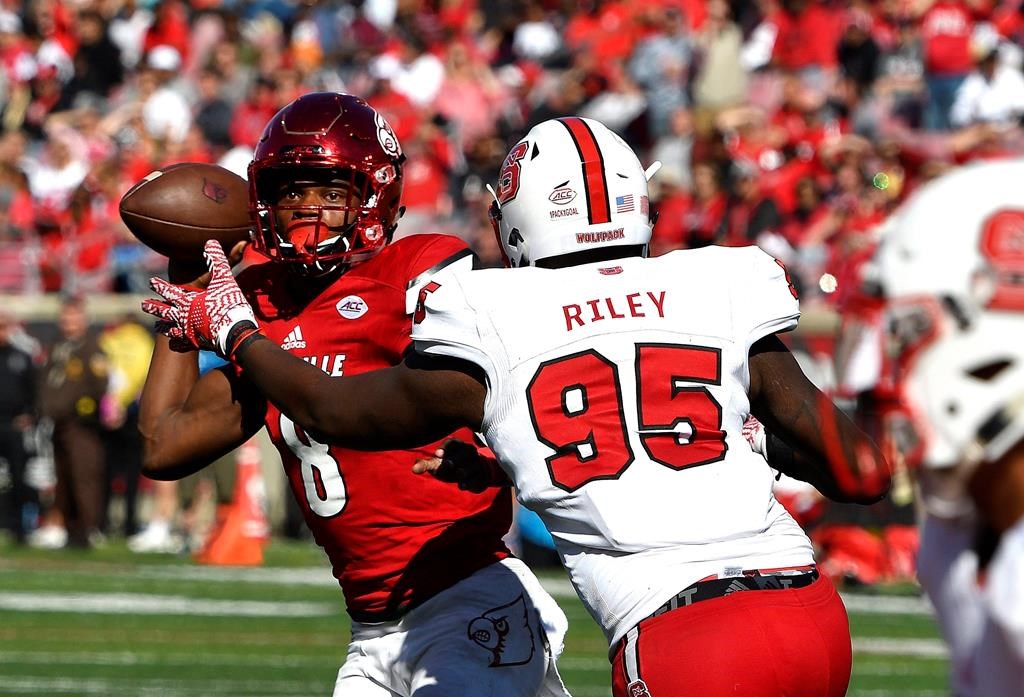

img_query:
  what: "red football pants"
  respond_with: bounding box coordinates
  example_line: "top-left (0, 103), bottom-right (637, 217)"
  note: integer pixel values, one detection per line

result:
top-left (611, 575), bottom-right (851, 697)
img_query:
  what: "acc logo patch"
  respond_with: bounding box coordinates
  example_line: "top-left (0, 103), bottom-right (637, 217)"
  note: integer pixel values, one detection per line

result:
top-left (549, 186), bottom-right (577, 205)
top-left (627, 680), bottom-right (652, 697)
top-left (336, 295), bottom-right (368, 320)
top-left (202, 178), bottom-right (228, 204)
top-left (467, 595), bottom-right (535, 667)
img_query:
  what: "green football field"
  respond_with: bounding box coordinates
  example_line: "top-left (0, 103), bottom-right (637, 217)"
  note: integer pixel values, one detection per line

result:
top-left (0, 540), bottom-right (947, 697)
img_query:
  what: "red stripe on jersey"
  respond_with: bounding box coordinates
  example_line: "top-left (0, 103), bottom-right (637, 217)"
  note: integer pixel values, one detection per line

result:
top-left (558, 117), bottom-right (611, 225)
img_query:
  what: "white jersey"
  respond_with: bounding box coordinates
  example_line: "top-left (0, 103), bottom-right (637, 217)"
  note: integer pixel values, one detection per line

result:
top-left (412, 245), bottom-right (815, 646)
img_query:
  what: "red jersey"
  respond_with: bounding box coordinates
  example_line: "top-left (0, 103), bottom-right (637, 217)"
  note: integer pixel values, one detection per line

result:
top-left (236, 234), bottom-right (512, 620)
top-left (921, 1), bottom-right (974, 75)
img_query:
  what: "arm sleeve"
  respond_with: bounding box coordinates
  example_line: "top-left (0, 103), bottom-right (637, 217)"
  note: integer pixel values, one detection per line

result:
top-left (411, 267), bottom-right (506, 424)
top-left (403, 235), bottom-right (476, 316)
top-left (735, 246), bottom-right (801, 349)
top-left (411, 268), bottom-right (495, 373)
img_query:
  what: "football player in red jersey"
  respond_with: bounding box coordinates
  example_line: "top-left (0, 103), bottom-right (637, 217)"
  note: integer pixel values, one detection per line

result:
top-left (138, 93), bottom-right (570, 697)
top-left (145, 116), bottom-right (891, 697)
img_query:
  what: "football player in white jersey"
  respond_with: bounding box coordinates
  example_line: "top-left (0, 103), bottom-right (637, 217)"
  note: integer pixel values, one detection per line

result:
top-left (144, 117), bottom-right (891, 697)
top-left (868, 158), bottom-right (1024, 697)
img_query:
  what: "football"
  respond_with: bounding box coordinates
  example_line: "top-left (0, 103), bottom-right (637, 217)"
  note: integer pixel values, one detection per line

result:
top-left (119, 162), bottom-right (252, 261)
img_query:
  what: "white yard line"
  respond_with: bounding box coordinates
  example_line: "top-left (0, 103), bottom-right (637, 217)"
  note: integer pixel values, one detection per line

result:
top-left (0, 650), bottom-right (331, 668)
top-left (0, 592), bottom-right (333, 617)
top-left (0, 677), bottom-right (321, 696)
top-left (853, 637), bottom-right (948, 658)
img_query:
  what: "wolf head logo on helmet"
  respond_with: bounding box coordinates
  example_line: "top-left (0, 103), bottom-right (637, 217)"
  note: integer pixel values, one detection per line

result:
top-left (872, 159), bottom-right (1024, 480)
top-left (489, 117), bottom-right (659, 268)
top-left (247, 92), bottom-right (406, 271)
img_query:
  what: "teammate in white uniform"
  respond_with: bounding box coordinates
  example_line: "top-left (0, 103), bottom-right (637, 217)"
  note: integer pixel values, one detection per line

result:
top-left (145, 117), bottom-right (891, 697)
top-left (869, 158), bottom-right (1024, 697)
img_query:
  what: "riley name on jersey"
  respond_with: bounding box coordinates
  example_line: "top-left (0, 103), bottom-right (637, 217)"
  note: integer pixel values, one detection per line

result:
top-left (563, 290), bottom-right (667, 331)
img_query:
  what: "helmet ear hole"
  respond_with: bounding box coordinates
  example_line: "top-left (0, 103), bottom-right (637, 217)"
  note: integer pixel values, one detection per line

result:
top-left (967, 359), bottom-right (1013, 382)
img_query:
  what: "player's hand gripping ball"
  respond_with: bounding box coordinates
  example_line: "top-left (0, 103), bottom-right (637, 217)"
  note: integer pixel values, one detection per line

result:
top-left (143, 240), bottom-right (260, 358)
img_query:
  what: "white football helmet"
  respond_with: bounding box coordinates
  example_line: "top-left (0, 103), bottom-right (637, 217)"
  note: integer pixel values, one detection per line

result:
top-left (874, 158), bottom-right (1024, 473)
top-left (489, 117), bottom-right (657, 267)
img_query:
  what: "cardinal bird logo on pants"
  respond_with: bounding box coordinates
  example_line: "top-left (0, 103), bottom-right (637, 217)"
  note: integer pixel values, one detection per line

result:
top-left (627, 680), bottom-right (652, 696)
top-left (467, 595), bottom-right (536, 667)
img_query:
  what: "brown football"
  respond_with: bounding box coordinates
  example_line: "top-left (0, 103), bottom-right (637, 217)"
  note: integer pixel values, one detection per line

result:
top-left (119, 162), bottom-right (252, 261)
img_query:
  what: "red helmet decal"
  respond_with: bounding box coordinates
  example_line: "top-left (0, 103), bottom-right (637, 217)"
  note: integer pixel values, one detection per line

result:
top-left (497, 141), bottom-right (529, 205)
top-left (980, 209), bottom-right (1024, 311)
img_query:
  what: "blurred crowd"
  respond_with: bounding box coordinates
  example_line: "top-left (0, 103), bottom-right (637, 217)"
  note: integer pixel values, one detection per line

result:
top-left (0, 298), bottom-right (254, 552)
top-left (0, 0), bottom-right (1023, 306)
top-left (0, 299), bottom-right (155, 548)
top-left (3, 0), bottom-right (1024, 572)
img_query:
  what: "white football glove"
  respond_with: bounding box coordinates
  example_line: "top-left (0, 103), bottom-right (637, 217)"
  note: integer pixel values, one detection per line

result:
top-left (142, 239), bottom-right (260, 358)
top-left (742, 415), bottom-right (768, 459)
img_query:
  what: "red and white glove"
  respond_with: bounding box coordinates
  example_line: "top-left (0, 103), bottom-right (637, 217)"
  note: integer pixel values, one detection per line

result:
top-left (742, 415), bottom-right (768, 459)
top-left (142, 240), bottom-right (260, 358)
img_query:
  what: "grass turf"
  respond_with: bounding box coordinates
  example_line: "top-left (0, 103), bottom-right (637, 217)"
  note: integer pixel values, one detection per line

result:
top-left (0, 539), bottom-right (946, 697)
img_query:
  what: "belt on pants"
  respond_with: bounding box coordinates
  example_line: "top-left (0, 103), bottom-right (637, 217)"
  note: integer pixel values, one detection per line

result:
top-left (645, 565), bottom-right (820, 623)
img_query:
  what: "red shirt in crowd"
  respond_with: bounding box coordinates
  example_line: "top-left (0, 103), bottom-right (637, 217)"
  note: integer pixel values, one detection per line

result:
top-left (368, 87), bottom-right (421, 146)
top-left (142, 0), bottom-right (190, 62)
top-left (401, 133), bottom-right (455, 213)
top-left (564, 2), bottom-right (636, 73)
top-left (920, 1), bottom-right (974, 75)
top-left (771, 4), bottom-right (843, 70)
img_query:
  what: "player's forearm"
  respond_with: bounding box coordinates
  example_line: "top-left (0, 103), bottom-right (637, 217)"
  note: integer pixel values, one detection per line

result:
top-left (139, 337), bottom-right (253, 478)
top-left (765, 426), bottom-right (888, 504)
top-left (232, 334), bottom-right (362, 442)
top-left (749, 336), bottom-right (891, 503)
top-left (234, 334), bottom-right (414, 449)
top-left (139, 335), bottom-right (201, 448)
top-left (234, 336), bottom-right (469, 451)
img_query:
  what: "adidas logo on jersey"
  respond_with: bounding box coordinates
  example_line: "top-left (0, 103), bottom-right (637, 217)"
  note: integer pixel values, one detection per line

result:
top-left (281, 326), bottom-right (307, 350)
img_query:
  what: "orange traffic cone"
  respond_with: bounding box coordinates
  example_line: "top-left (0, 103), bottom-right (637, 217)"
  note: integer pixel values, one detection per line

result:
top-left (194, 437), bottom-right (269, 566)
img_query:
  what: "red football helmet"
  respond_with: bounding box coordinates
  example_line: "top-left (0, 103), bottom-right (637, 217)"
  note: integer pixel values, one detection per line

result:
top-left (247, 92), bottom-right (405, 269)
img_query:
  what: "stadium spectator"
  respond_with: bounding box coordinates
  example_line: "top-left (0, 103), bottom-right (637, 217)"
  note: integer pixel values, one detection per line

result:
top-left (628, 5), bottom-right (693, 139)
top-left (0, 309), bottom-right (38, 545)
top-left (950, 28), bottom-right (1024, 127)
top-left (920, 0), bottom-right (975, 130)
top-left (720, 157), bottom-right (783, 247)
top-left (692, 0), bottom-right (748, 135)
top-left (192, 67), bottom-right (234, 151)
top-left (37, 297), bottom-right (110, 549)
top-left (68, 9), bottom-right (123, 103)
top-left (227, 75), bottom-right (279, 150)
top-left (97, 314), bottom-right (153, 540)
top-left (139, 45), bottom-right (191, 145)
